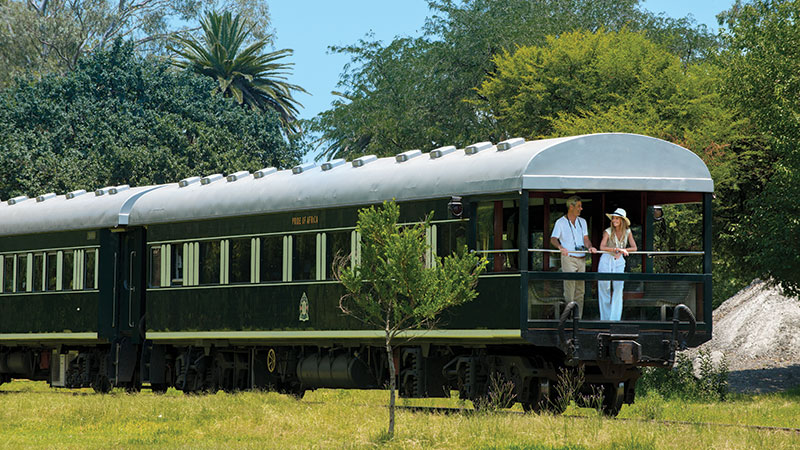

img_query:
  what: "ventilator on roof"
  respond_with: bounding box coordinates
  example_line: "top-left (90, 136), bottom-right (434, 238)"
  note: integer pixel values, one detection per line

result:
top-left (497, 137), bottom-right (525, 151)
top-left (292, 162), bottom-right (316, 174)
top-left (179, 176), bottom-right (201, 188)
top-left (254, 167), bottom-right (277, 179)
top-left (201, 174), bottom-right (224, 185)
top-left (321, 159), bottom-right (346, 171)
top-left (395, 149), bottom-right (422, 163)
top-left (66, 190), bottom-right (87, 199)
top-left (36, 193), bottom-right (57, 203)
top-left (465, 141), bottom-right (493, 155)
top-left (352, 155), bottom-right (377, 167)
top-left (8, 195), bottom-right (28, 205)
top-left (226, 171), bottom-right (250, 182)
top-left (430, 145), bottom-right (456, 159)
top-left (95, 186), bottom-right (113, 196)
top-left (109, 185), bottom-right (129, 195)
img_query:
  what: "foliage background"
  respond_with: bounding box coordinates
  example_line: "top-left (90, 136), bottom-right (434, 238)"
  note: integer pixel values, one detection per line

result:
top-left (0, 40), bottom-right (299, 200)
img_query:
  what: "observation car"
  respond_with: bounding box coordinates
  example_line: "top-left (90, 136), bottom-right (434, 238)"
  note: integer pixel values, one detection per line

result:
top-left (0, 133), bottom-right (711, 415)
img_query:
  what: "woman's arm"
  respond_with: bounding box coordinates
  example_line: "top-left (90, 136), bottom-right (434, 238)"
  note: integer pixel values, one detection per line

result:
top-left (599, 231), bottom-right (613, 252)
top-left (621, 230), bottom-right (638, 256)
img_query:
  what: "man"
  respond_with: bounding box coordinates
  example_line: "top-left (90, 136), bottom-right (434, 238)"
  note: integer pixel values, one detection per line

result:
top-left (550, 196), bottom-right (596, 318)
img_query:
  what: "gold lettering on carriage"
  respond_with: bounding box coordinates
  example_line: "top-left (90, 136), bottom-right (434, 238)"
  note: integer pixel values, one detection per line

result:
top-left (291, 215), bottom-right (319, 226)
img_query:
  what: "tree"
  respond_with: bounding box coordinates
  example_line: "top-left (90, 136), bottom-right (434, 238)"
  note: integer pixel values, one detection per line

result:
top-left (0, 0), bottom-right (273, 84)
top-left (0, 39), bottom-right (300, 200)
top-left (718, 0), bottom-right (800, 297)
top-left (336, 201), bottom-right (486, 437)
top-left (475, 29), bottom-right (738, 146)
top-left (310, 0), bottom-right (718, 161)
top-left (171, 11), bottom-right (307, 134)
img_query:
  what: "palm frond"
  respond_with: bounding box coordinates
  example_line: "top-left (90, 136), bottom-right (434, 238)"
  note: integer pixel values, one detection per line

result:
top-left (169, 10), bottom-right (307, 134)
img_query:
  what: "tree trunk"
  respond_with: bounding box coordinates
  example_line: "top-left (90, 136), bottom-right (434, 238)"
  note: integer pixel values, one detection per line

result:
top-left (385, 333), bottom-right (396, 437)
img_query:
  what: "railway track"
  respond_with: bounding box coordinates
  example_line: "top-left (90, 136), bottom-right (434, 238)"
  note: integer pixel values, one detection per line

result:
top-left (395, 405), bottom-right (800, 434)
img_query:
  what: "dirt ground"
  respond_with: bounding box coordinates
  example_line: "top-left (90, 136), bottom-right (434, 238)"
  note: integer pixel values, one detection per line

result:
top-left (681, 279), bottom-right (800, 393)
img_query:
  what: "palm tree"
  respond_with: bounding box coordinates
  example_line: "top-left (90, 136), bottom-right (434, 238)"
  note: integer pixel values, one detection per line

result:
top-left (171, 11), bottom-right (307, 134)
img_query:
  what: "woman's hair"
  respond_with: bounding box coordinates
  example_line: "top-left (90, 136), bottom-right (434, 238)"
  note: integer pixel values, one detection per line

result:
top-left (611, 215), bottom-right (629, 232)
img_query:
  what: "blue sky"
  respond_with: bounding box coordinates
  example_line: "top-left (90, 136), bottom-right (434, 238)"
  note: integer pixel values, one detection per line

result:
top-left (269, 0), bottom-right (735, 124)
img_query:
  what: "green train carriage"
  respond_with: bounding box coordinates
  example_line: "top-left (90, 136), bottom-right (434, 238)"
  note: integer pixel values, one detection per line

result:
top-left (0, 133), bottom-right (711, 414)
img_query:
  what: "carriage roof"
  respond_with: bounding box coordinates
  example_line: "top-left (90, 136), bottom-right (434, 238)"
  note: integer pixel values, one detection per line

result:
top-left (0, 133), bottom-right (713, 236)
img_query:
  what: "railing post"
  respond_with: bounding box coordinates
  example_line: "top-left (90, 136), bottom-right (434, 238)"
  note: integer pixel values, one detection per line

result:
top-left (645, 206), bottom-right (655, 273)
top-left (520, 191), bottom-right (529, 334)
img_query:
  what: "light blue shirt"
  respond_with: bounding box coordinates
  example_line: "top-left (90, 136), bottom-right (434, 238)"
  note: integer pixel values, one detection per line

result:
top-left (551, 215), bottom-right (588, 257)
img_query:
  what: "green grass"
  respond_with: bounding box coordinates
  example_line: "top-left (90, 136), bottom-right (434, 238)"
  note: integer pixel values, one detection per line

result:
top-left (0, 381), bottom-right (798, 449)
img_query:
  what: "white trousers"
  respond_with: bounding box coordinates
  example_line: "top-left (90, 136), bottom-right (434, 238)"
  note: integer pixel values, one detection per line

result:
top-left (598, 253), bottom-right (626, 321)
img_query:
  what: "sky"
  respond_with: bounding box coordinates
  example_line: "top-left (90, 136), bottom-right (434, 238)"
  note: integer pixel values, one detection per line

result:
top-left (268, 0), bottom-right (736, 125)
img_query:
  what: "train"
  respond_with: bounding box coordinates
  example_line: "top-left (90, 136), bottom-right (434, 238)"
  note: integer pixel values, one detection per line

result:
top-left (0, 133), bottom-right (711, 415)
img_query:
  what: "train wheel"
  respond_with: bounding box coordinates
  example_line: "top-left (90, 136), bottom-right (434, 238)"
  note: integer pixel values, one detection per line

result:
top-left (288, 387), bottom-right (306, 399)
top-left (522, 378), bottom-right (550, 414)
top-left (125, 367), bottom-right (142, 394)
top-left (92, 374), bottom-right (113, 394)
top-left (473, 371), bottom-right (515, 411)
top-left (150, 383), bottom-right (168, 394)
top-left (600, 382), bottom-right (624, 417)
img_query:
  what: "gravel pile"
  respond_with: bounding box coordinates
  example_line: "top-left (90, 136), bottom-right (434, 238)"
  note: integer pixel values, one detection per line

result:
top-left (681, 279), bottom-right (800, 393)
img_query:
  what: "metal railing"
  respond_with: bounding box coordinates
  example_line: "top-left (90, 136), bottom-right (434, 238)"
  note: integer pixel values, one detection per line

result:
top-left (473, 248), bottom-right (704, 257)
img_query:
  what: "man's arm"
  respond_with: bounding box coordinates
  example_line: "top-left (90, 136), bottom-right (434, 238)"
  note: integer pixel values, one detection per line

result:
top-left (583, 234), bottom-right (597, 254)
top-left (551, 236), bottom-right (569, 256)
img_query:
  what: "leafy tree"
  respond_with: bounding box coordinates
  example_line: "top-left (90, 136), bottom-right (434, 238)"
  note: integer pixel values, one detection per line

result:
top-left (0, 39), bottom-right (300, 200)
top-left (310, 0), bottom-right (718, 161)
top-left (476, 29), bottom-right (737, 145)
top-left (336, 200), bottom-right (486, 437)
top-left (718, 0), bottom-right (800, 297)
top-left (0, 0), bottom-right (273, 84)
top-left (171, 10), bottom-right (306, 134)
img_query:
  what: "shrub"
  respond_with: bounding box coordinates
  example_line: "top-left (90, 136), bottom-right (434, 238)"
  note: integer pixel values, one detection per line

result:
top-left (636, 349), bottom-right (729, 401)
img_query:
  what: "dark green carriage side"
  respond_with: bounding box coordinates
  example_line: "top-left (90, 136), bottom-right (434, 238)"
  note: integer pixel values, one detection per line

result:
top-left (144, 198), bottom-right (521, 339)
top-left (0, 230), bottom-right (102, 336)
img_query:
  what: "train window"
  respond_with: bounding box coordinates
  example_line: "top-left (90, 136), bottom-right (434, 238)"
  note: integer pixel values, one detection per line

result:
top-left (437, 222), bottom-right (468, 257)
top-left (229, 238), bottom-right (251, 284)
top-left (150, 246), bottom-right (162, 287)
top-left (63, 251), bottom-right (74, 290)
top-left (292, 234), bottom-right (316, 281)
top-left (325, 231), bottom-right (351, 280)
top-left (476, 202), bottom-right (494, 257)
top-left (46, 252), bottom-right (57, 291)
top-left (2, 255), bottom-right (12, 293)
top-left (171, 244), bottom-right (184, 286)
top-left (260, 236), bottom-right (282, 282)
top-left (33, 253), bottom-right (44, 292)
top-left (476, 200), bottom-right (520, 272)
top-left (198, 240), bottom-right (221, 285)
top-left (85, 249), bottom-right (97, 290)
top-left (527, 196), bottom-right (545, 270)
top-left (17, 254), bottom-right (29, 292)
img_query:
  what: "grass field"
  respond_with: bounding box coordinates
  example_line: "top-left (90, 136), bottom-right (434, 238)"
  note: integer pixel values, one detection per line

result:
top-left (0, 380), bottom-right (798, 449)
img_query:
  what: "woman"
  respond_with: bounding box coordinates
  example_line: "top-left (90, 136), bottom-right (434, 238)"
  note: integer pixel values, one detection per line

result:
top-left (598, 208), bottom-right (637, 321)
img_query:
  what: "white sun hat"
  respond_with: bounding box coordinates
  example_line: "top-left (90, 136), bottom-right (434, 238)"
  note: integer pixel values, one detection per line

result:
top-left (606, 208), bottom-right (630, 226)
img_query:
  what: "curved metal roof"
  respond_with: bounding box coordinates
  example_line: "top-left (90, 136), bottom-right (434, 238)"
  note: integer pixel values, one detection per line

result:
top-left (0, 134), bottom-right (712, 236)
top-left (0, 186), bottom-right (164, 237)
